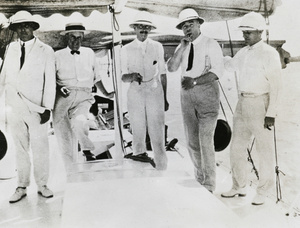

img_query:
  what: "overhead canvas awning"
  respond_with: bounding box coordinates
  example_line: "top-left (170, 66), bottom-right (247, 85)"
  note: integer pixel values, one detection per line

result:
top-left (0, 0), bottom-right (113, 18)
top-left (126, 0), bottom-right (281, 21)
top-left (0, 0), bottom-right (281, 21)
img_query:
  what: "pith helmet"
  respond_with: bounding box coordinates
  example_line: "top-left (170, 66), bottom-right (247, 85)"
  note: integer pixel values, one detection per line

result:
top-left (176, 8), bottom-right (204, 30)
top-left (9, 10), bottom-right (40, 31)
top-left (239, 12), bottom-right (266, 31)
top-left (129, 11), bottom-right (157, 29)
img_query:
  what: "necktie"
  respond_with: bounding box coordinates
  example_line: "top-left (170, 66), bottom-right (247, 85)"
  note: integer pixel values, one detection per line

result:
top-left (71, 50), bottom-right (80, 55)
top-left (20, 43), bottom-right (25, 69)
top-left (186, 43), bottom-right (194, 71)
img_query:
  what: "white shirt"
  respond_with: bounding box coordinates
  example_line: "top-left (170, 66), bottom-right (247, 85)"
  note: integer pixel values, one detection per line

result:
top-left (55, 46), bottom-right (101, 88)
top-left (224, 40), bottom-right (282, 117)
top-left (20, 37), bottom-right (36, 60)
top-left (178, 34), bottom-right (224, 79)
top-left (121, 38), bottom-right (166, 80)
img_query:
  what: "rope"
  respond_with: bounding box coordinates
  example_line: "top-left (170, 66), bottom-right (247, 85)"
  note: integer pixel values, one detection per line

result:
top-left (263, 0), bottom-right (270, 44)
top-left (247, 138), bottom-right (259, 180)
top-left (274, 125), bottom-right (285, 203)
top-left (109, 5), bottom-right (125, 154)
top-left (218, 81), bottom-right (234, 115)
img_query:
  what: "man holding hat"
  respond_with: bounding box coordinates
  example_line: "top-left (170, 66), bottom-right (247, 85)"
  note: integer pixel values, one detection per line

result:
top-left (53, 23), bottom-right (113, 166)
top-left (121, 10), bottom-right (168, 170)
top-left (0, 10), bottom-right (56, 203)
top-left (221, 12), bottom-right (282, 205)
top-left (167, 8), bottom-right (224, 192)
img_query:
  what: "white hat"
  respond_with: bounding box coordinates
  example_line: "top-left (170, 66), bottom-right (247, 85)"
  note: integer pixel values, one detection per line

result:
top-left (9, 10), bottom-right (39, 31)
top-left (176, 8), bottom-right (204, 30)
top-left (60, 23), bottom-right (90, 35)
top-left (129, 11), bottom-right (157, 29)
top-left (238, 12), bottom-right (266, 31)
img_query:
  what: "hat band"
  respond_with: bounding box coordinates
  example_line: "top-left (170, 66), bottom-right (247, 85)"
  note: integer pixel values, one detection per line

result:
top-left (65, 25), bottom-right (85, 31)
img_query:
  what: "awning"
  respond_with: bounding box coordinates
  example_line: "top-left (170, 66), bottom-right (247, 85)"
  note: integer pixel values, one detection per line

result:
top-left (0, 0), bottom-right (281, 21)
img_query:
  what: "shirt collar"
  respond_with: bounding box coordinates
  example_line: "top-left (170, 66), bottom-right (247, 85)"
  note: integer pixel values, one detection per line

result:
top-left (19, 37), bottom-right (36, 47)
top-left (191, 33), bottom-right (203, 45)
top-left (67, 46), bottom-right (81, 53)
top-left (135, 38), bottom-right (148, 47)
top-left (248, 40), bottom-right (263, 50)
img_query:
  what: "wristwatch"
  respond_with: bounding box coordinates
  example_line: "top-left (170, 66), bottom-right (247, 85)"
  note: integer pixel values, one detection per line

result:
top-left (193, 79), bottom-right (197, 86)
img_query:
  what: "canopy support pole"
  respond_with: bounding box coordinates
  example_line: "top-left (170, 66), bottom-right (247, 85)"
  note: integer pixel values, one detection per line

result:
top-left (109, 2), bottom-right (127, 162)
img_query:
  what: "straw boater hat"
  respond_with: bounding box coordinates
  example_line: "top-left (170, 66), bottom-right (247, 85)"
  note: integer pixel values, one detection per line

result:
top-left (60, 23), bottom-right (90, 35)
top-left (238, 12), bottom-right (266, 31)
top-left (176, 8), bottom-right (204, 30)
top-left (129, 11), bottom-right (157, 30)
top-left (9, 10), bottom-right (40, 31)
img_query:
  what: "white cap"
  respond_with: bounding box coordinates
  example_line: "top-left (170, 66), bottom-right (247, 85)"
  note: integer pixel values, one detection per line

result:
top-left (60, 22), bottom-right (90, 35)
top-left (9, 10), bottom-right (39, 31)
top-left (238, 12), bottom-right (266, 31)
top-left (176, 8), bottom-right (204, 30)
top-left (129, 11), bottom-right (156, 29)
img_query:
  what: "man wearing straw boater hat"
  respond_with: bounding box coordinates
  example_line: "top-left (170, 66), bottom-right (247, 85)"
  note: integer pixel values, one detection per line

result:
top-left (0, 10), bottom-right (56, 203)
top-left (121, 10), bottom-right (168, 170)
top-left (167, 8), bottom-right (224, 193)
top-left (53, 22), bottom-right (113, 166)
top-left (221, 12), bottom-right (282, 205)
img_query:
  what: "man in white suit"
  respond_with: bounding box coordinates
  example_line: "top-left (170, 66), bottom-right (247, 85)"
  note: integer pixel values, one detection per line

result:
top-left (121, 11), bottom-right (168, 170)
top-left (0, 10), bottom-right (56, 203)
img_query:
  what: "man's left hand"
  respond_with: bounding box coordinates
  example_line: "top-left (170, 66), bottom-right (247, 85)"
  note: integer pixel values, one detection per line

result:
top-left (105, 92), bottom-right (115, 99)
top-left (164, 100), bottom-right (169, 112)
top-left (181, 76), bottom-right (194, 90)
top-left (264, 116), bottom-right (275, 130)
top-left (40, 109), bottom-right (51, 124)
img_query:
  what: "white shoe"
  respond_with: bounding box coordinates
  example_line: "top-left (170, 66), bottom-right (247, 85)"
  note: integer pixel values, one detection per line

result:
top-left (9, 187), bottom-right (27, 203)
top-left (221, 187), bottom-right (247, 198)
top-left (252, 194), bottom-right (265, 205)
top-left (38, 185), bottom-right (53, 198)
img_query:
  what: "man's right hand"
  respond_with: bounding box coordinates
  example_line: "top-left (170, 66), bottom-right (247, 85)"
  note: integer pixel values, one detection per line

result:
top-left (180, 37), bottom-right (190, 49)
top-left (131, 73), bottom-right (143, 84)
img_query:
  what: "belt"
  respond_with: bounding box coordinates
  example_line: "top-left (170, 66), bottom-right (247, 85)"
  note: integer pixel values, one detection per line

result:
top-left (240, 92), bottom-right (267, 98)
top-left (68, 87), bottom-right (92, 93)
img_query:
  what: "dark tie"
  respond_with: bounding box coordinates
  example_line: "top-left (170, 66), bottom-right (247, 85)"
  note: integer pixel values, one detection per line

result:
top-left (71, 50), bottom-right (80, 55)
top-left (20, 43), bottom-right (25, 69)
top-left (186, 43), bottom-right (194, 71)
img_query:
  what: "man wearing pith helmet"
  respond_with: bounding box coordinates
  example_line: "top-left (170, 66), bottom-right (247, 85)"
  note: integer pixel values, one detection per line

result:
top-left (53, 22), bottom-right (113, 166)
top-left (121, 10), bottom-right (168, 170)
top-left (167, 8), bottom-right (224, 193)
top-left (0, 10), bottom-right (56, 203)
top-left (221, 12), bottom-right (282, 206)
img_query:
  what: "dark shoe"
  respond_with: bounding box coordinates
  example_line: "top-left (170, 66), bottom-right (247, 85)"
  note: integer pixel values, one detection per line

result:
top-left (82, 150), bottom-right (96, 161)
top-left (124, 153), bottom-right (133, 159)
top-left (130, 152), bottom-right (156, 168)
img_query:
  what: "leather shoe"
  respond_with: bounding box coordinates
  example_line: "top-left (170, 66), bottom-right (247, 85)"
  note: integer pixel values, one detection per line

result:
top-left (9, 187), bottom-right (27, 203)
top-left (38, 185), bottom-right (54, 198)
top-left (252, 194), bottom-right (265, 205)
top-left (82, 150), bottom-right (96, 161)
top-left (127, 152), bottom-right (156, 168)
top-left (221, 187), bottom-right (247, 198)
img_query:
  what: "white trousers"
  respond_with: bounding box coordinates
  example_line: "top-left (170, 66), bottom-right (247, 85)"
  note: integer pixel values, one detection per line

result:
top-left (53, 89), bottom-right (94, 167)
top-left (6, 90), bottom-right (50, 188)
top-left (230, 94), bottom-right (275, 195)
top-left (127, 81), bottom-right (167, 169)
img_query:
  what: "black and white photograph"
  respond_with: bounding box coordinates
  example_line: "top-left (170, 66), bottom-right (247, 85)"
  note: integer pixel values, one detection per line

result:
top-left (0, 0), bottom-right (300, 227)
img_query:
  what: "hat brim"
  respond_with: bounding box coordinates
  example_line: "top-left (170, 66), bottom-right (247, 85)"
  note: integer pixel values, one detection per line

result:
top-left (9, 21), bottom-right (40, 31)
top-left (238, 26), bottom-right (265, 31)
top-left (129, 21), bottom-right (156, 30)
top-left (60, 30), bottom-right (90, 35)
top-left (176, 17), bottom-right (204, 30)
